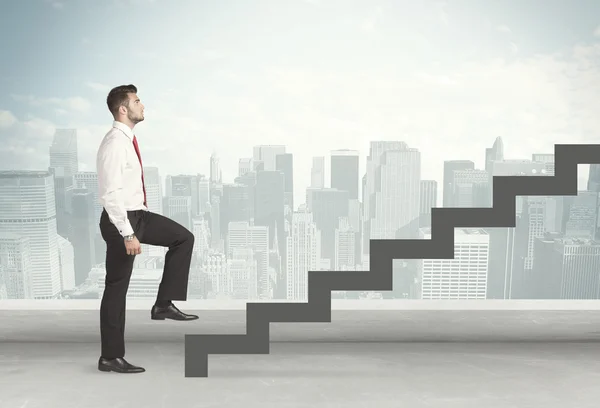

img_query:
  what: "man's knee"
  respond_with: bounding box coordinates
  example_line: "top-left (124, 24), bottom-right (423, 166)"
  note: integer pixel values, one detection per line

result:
top-left (184, 229), bottom-right (195, 246)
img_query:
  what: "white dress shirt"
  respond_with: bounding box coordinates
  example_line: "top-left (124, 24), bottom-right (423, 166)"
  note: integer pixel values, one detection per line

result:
top-left (96, 120), bottom-right (147, 237)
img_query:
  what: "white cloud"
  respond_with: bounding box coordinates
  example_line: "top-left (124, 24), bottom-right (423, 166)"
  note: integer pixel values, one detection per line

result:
top-left (62, 97), bottom-right (91, 113)
top-left (66, 123), bottom-right (111, 170)
top-left (236, 39), bottom-right (600, 199)
top-left (0, 110), bottom-right (17, 128)
top-left (3, 5), bottom-right (600, 205)
top-left (124, 34), bottom-right (598, 204)
top-left (11, 94), bottom-right (92, 113)
top-left (0, 113), bottom-right (114, 173)
top-left (5, 36), bottom-right (600, 204)
top-left (22, 116), bottom-right (57, 137)
top-left (0, 114), bottom-right (57, 170)
top-left (85, 82), bottom-right (110, 93)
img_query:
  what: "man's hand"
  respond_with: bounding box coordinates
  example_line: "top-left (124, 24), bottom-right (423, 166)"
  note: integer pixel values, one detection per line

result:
top-left (124, 235), bottom-right (142, 256)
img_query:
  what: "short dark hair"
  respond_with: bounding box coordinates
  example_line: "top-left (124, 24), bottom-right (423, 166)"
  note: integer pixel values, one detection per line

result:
top-left (106, 84), bottom-right (137, 117)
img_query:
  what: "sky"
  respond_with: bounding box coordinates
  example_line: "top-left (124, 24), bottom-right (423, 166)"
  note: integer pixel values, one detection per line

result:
top-left (1, 0), bottom-right (599, 205)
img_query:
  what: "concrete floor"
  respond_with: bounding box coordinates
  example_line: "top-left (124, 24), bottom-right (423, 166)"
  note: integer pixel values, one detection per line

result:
top-left (2, 303), bottom-right (600, 407)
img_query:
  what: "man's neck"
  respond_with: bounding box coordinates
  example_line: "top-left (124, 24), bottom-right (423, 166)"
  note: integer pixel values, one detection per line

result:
top-left (115, 118), bottom-right (135, 130)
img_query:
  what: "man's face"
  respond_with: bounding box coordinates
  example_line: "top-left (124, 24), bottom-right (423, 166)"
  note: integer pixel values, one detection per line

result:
top-left (125, 93), bottom-right (144, 124)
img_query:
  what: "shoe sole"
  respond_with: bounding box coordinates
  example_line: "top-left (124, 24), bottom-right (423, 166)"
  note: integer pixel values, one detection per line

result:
top-left (151, 315), bottom-right (199, 321)
top-left (98, 365), bottom-right (145, 373)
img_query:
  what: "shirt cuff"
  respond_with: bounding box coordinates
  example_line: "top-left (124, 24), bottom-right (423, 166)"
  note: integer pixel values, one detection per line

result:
top-left (117, 221), bottom-right (135, 237)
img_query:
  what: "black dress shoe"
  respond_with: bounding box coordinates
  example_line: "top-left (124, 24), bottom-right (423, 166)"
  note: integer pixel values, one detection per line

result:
top-left (151, 303), bottom-right (199, 321)
top-left (98, 357), bottom-right (145, 373)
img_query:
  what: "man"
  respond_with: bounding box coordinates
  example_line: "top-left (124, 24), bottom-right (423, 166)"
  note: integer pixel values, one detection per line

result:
top-left (96, 84), bottom-right (198, 374)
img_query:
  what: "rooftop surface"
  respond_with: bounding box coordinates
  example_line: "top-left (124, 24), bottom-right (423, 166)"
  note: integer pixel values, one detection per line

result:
top-left (2, 300), bottom-right (600, 407)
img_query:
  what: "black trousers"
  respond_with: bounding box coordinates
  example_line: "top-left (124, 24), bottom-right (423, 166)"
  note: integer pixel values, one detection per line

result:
top-left (98, 208), bottom-right (194, 359)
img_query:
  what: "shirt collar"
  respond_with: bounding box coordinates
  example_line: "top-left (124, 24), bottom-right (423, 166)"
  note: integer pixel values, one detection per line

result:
top-left (112, 120), bottom-right (135, 141)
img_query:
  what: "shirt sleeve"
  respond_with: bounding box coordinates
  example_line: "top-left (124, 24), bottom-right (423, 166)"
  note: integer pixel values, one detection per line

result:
top-left (97, 137), bottom-right (134, 237)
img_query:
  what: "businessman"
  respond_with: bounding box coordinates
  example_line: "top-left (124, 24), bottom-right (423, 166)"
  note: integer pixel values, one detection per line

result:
top-left (96, 84), bottom-right (198, 374)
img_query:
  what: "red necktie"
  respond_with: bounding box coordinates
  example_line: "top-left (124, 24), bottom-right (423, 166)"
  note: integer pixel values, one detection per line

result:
top-left (132, 135), bottom-right (147, 206)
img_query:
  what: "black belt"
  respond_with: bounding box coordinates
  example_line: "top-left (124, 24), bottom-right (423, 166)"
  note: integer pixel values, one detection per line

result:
top-left (102, 208), bottom-right (146, 215)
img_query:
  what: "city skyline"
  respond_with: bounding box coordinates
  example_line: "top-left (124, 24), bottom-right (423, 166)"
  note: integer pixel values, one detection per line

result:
top-left (0, 129), bottom-right (591, 209)
top-left (3, 130), bottom-right (600, 303)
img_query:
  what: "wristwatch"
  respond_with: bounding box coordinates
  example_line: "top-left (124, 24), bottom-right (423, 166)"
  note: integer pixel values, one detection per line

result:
top-left (124, 234), bottom-right (136, 241)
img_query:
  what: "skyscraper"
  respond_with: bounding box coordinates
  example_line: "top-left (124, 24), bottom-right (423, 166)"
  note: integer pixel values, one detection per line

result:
top-left (588, 164), bottom-right (600, 192)
top-left (228, 248), bottom-right (259, 300)
top-left (71, 188), bottom-right (97, 286)
top-left (164, 196), bottom-right (192, 230)
top-left (452, 169), bottom-right (489, 207)
top-left (253, 145), bottom-right (286, 171)
top-left (419, 228), bottom-right (489, 300)
top-left (286, 207), bottom-right (321, 301)
top-left (254, 170), bottom-right (285, 256)
top-left (56, 235), bottom-right (75, 291)
top-left (0, 171), bottom-right (61, 298)
top-left (330, 149), bottom-right (359, 200)
top-left (143, 167), bottom-right (163, 215)
top-left (220, 183), bottom-right (253, 242)
top-left (49, 129), bottom-right (79, 177)
top-left (563, 192), bottom-right (598, 239)
top-left (227, 221), bottom-right (269, 298)
top-left (210, 153), bottom-right (222, 184)
top-left (238, 158), bottom-right (253, 176)
top-left (275, 153), bottom-right (294, 211)
top-left (49, 129), bottom-right (78, 239)
top-left (370, 147), bottom-right (421, 240)
top-left (419, 180), bottom-right (437, 228)
top-left (334, 217), bottom-right (355, 270)
top-left (362, 141), bottom-right (410, 254)
top-left (442, 160), bottom-right (474, 208)
top-left (532, 153), bottom-right (555, 176)
top-left (310, 156), bottom-right (325, 189)
top-left (166, 174), bottom-right (203, 217)
top-left (307, 188), bottom-right (350, 267)
top-left (532, 236), bottom-right (600, 299)
top-left (0, 233), bottom-right (32, 299)
top-left (74, 171), bottom-right (101, 227)
top-left (485, 136), bottom-right (504, 173)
